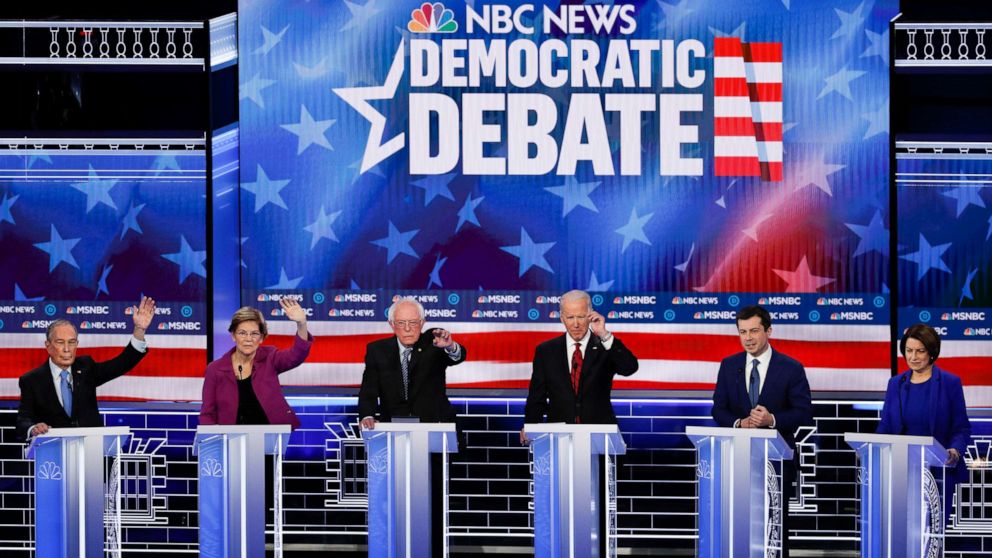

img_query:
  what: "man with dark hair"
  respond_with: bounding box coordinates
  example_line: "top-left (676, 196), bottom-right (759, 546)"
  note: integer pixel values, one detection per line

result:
top-left (711, 304), bottom-right (812, 557)
top-left (15, 297), bottom-right (156, 441)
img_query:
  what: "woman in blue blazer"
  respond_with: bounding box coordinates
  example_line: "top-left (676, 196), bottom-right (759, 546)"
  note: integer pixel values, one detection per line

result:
top-left (877, 323), bottom-right (971, 515)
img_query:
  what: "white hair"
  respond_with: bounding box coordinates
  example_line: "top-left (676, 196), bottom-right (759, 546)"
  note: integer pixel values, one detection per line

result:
top-left (387, 297), bottom-right (426, 322)
top-left (559, 289), bottom-right (591, 311)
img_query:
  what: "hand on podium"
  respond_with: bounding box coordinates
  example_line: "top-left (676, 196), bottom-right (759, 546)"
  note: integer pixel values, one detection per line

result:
top-left (30, 422), bottom-right (51, 437)
top-left (519, 428), bottom-right (528, 446)
top-left (749, 405), bottom-right (775, 428)
top-left (947, 448), bottom-right (961, 466)
top-left (360, 417), bottom-right (377, 430)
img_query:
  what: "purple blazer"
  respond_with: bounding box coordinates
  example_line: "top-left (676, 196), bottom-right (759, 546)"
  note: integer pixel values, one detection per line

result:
top-left (199, 333), bottom-right (312, 430)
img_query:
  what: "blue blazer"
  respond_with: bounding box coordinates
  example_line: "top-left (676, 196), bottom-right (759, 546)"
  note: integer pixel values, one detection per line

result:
top-left (711, 348), bottom-right (813, 448)
top-left (876, 366), bottom-right (971, 480)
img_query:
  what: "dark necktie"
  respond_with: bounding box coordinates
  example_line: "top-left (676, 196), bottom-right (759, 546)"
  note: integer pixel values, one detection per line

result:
top-left (571, 343), bottom-right (583, 395)
top-left (401, 347), bottom-right (412, 400)
top-left (749, 359), bottom-right (760, 409)
top-left (60, 369), bottom-right (73, 416)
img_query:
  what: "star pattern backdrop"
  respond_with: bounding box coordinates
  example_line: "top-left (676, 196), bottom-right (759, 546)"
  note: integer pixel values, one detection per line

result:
top-left (236, 0), bottom-right (928, 400)
top-left (897, 156), bottom-right (992, 403)
top-left (0, 152), bottom-right (208, 400)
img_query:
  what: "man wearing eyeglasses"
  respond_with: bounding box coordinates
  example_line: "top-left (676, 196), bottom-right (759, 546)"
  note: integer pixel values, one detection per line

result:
top-left (358, 296), bottom-right (466, 430)
top-left (15, 296), bottom-right (156, 442)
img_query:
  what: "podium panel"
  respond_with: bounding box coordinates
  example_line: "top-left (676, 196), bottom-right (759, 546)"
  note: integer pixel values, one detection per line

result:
top-left (362, 422), bottom-right (458, 558)
top-left (845, 433), bottom-right (948, 558)
top-left (524, 423), bottom-right (626, 558)
top-left (686, 426), bottom-right (793, 558)
top-left (195, 424), bottom-right (291, 558)
top-left (27, 426), bottom-right (131, 558)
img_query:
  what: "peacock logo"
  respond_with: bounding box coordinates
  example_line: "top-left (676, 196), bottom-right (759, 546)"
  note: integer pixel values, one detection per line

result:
top-left (408, 2), bottom-right (458, 33)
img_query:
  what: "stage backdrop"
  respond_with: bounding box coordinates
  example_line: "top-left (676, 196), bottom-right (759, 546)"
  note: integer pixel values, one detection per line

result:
top-left (236, 0), bottom-right (924, 399)
top-left (0, 149), bottom-right (207, 399)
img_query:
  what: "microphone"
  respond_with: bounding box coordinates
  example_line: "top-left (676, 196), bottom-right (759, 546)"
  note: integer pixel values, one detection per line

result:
top-left (237, 364), bottom-right (243, 380)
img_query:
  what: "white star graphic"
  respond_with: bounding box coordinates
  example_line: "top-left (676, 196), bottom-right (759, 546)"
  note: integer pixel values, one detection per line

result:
top-left (242, 165), bottom-right (290, 212)
top-left (862, 102), bottom-right (888, 139)
top-left (773, 256), bottom-right (835, 293)
top-left (615, 208), bottom-right (654, 252)
top-left (303, 206), bottom-right (342, 249)
top-left (788, 156), bottom-right (846, 197)
top-left (280, 105), bottom-right (335, 155)
top-left (333, 40), bottom-right (405, 174)
top-left (255, 25), bottom-right (289, 55)
top-left (831, 1), bottom-right (868, 41)
top-left (240, 73), bottom-right (277, 109)
top-left (341, 0), bottom-right (383, 32)
top-left (817, 67), bottom-right (866, 101)
top-left (861, 29), bottom-right (889, 64)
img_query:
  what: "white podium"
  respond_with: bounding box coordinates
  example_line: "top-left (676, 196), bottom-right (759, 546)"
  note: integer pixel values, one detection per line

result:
top-left (845, 433), bottom-right (949, 558)
top-left (195, 424), bottom-right (292, 558)
top-left (524, 423), bottom-right (626, 558)
top-left (686, 426), bottom-right (794, 558)
top-left (362, 422), bottom-right (458, 558)
top-left (26, 426), bottom-right (131, 558)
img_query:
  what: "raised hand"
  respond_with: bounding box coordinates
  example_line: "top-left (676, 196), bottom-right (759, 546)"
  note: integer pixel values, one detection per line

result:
top-left (588, 310), bottom-right (608, 338)
top-left (432, 328), bottom-right (454, 349)
top-left (132, 296), bottom-right (156, 339)
top-left (280, 298), bottom-right (308, 323)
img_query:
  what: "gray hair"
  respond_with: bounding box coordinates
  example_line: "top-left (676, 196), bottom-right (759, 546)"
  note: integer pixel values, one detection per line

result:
top-left (46, 319), bottom-right (76, 341)
top-left (387, 297), bottom-right (426, 322)
top-left (559, 289), bottom-right (591, 311)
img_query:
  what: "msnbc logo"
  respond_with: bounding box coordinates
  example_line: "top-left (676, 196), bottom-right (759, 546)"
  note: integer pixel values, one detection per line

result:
top-left (334, 294), bottom-right (344, 302)
top-left (549, 311), bottom-right (560, 319)
top-left (408, 2), bottom-right (458, 33)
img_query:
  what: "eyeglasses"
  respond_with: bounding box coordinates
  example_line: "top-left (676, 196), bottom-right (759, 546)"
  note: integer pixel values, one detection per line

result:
top-left (235, 330), bottom-right (262, 340)
top-left (392, 320), bottom-right (423, 330)
top-left (52, 339), bottom-right (79, 348)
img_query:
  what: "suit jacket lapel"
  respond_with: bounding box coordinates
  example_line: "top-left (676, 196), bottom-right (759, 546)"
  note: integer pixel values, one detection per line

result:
top-left (579, 336), bottom-right (602, 392)
top-left (42, 362), bottom-right (71, 420)
top-left (929, 367), bottom-right (941, 436)
top-left (735, 354), bottom-right (750, 411)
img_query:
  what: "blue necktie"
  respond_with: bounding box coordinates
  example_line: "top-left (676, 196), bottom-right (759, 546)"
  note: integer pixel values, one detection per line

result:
top-left (401, 347), bottom-right (412, 400)
top-left (749, 360), bottom-right (760, 409)
top-left (60, 369), bottom-right (73, 417)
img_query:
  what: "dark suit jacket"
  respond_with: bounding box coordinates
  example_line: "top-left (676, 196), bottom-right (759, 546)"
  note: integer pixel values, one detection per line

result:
top-left (357, 329), bottom-right (466, 423)
top-left (524, 334), bottom-right (639, 424)
top-left (711, 348), bottom-right (812, 448)
top-left (15, 343), bottom-right (147, 441)
top-left (877, 366), bottom-right (971, 481)
top-left (199, 333), bottom-right (313, 430)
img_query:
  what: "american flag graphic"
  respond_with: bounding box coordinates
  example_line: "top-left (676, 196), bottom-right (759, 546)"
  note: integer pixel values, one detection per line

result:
top-left (713, 38), bottom-right (783, 181)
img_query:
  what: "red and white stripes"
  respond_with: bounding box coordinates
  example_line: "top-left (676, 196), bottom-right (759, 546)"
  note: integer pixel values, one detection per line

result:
top-left (713, 38), bottom-right (783, 181)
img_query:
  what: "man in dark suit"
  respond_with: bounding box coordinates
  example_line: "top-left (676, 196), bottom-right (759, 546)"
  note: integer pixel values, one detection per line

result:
top-left (357, 296), bottom-right (466, 556)
top-left (15, 296), bottom-right (156, 442)
top-left (521, 289), bottom-right (639, 436)
top-left (358, 296), bottom-right (466, 428)
top-left (711, 305), bottom-right (812, 558)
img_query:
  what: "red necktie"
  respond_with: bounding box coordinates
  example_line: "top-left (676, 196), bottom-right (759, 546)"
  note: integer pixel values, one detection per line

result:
top-left (571, 342), bottom-right (583, 395)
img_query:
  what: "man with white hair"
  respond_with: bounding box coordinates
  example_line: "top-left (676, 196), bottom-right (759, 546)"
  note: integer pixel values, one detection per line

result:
top-left (358, 296), bottom-right (466, 429)
top-left (521, 289), bottom-right (639, 443)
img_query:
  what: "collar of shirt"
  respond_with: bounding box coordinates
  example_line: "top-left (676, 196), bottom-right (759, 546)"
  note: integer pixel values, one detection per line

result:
top-left (48, 359), bottom-right (71, 406)
top-left (747, 346), bottom-right (774, 392)
top-left (566, 329), bottom-right (592, 360)
top-left (396, 337), bottom-right (415, 357)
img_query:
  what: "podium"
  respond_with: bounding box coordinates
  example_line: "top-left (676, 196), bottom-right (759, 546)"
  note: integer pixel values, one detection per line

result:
top-left (523, 423), bottom-right (626, 558)
top-left (26, 426), bottom-right (131, 558)
top-left (195, 424), bottom-right (292, 558)
top-left (685, 426), bottom-right (794, 558)
top-left (845, 433), bottom-right (949, 558)
top-left (362, 422), bottom-right (458, 558)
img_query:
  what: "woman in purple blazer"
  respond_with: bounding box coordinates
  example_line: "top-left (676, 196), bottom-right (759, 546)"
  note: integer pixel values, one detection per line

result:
top-left (199, 298), bottom-right (312, 430)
